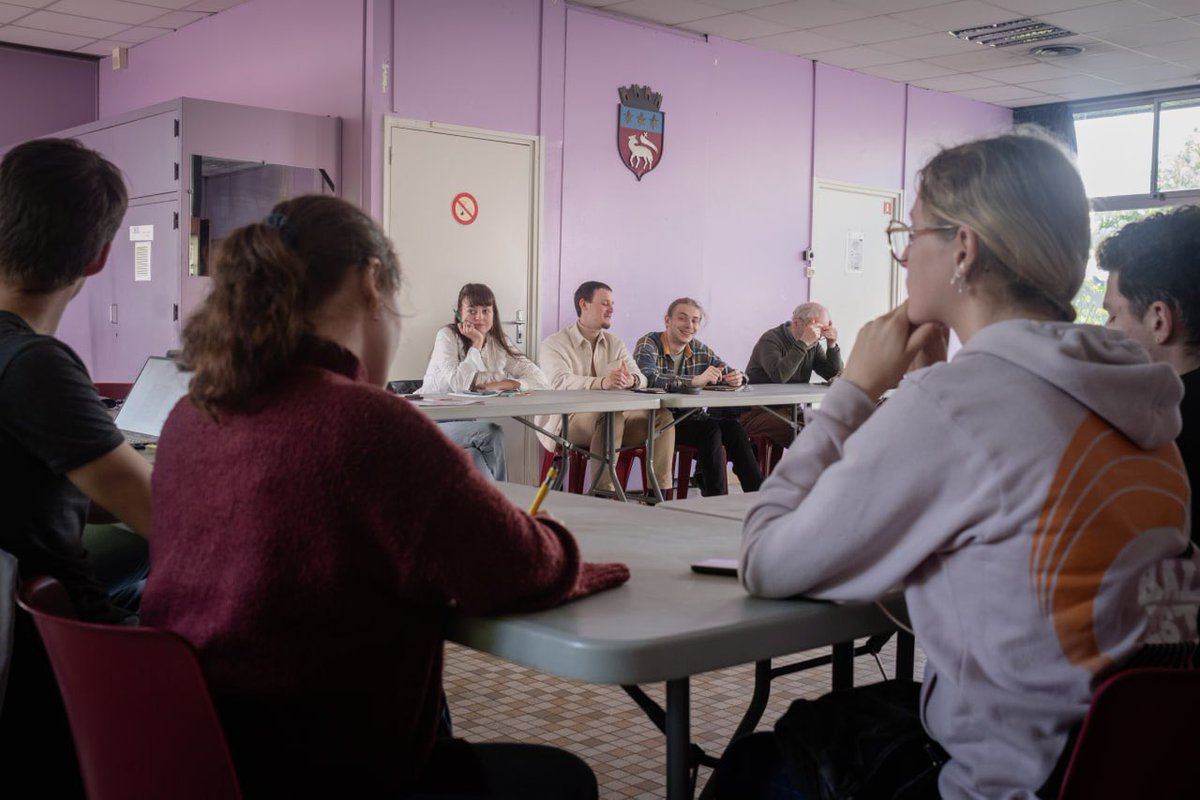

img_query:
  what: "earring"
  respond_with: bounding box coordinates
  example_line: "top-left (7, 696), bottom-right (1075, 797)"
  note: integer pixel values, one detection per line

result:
top-left (949, 267), bottom-right (969, 294)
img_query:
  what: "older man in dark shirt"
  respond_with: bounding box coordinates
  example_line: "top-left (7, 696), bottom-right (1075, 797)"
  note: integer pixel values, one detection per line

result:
top-left (741, 302), bottom-right (842, 454)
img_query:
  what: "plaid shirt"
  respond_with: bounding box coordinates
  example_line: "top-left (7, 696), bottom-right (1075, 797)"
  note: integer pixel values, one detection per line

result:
top-left (632, 331), bottom-right (733, 390)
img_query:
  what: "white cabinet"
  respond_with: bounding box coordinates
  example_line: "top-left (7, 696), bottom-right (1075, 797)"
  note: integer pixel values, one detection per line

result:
top-left (50, 98), bottom-right (340, 382)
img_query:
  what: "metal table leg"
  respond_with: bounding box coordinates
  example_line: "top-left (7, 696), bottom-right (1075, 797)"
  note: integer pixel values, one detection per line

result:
top-left (666, 678), bottom-right (692, 800)
top-left (644, 408), bottom-right (664, 502)
top-left (896, 631), bottom-right (915, 681)
top-left (588, 410), bottom-right (627, 501)
top-left (832, 640), bottom-right (854, 691)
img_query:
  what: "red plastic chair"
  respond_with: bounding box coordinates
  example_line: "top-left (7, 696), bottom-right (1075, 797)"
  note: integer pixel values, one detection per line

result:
top-left (747, 433), bottom-right (778, 476)
top-left (16, 576), bottom-right (243, 800)
top-left (673, 444), bottom-right (732, 499)
top-left (1057, 667), bottom-right (1200, 799)
top-left (614, 446), bottom-right (674, 500)
top-left (539, 445), bottom-right (588, 494)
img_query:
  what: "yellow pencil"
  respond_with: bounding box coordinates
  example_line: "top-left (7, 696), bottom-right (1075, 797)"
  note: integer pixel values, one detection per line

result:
top-left (529, 465), bottom-right (558, 514)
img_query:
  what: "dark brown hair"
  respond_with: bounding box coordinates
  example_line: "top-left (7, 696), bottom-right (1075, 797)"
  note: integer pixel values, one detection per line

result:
top-left (1098, 205), bottom-right (1200, 354)
top-left (448, 282), bottom-right (521, 358)
top-left (0, 138), bottom-right (128, 292)
top-left (182, 195), bottom-right (400, 416)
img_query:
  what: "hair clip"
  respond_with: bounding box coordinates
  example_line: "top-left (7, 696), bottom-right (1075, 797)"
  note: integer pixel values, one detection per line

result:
top-left (264, 213), bottom-right (297, 248)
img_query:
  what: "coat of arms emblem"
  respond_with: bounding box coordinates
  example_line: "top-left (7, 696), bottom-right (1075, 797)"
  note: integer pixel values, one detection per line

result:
top-left (618, 84), bottom-right (664, 181)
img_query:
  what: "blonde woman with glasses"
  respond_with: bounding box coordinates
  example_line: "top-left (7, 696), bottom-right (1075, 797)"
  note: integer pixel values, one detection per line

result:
top-left (723, 129), bottom-right (1199, 800)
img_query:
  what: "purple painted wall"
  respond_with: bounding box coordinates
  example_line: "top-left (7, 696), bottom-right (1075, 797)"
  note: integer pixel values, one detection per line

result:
top-left (393, 0), bottom-right (541, 136)
top-left (97, 0), bottom-right (363, 205)
top-left (69, 0), bottom-right (1011, 377)
top-left (814, 64), bottom-right (906, 190)
top-left (903, 86), bottom-right (1013, 216)
top-left (0, 46), bottom-right (96, 148)
top-left (557, 9), bottom-right (814, 367)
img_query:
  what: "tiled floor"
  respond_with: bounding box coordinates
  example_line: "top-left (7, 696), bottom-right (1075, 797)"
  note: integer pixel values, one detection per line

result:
top-left (444, 636), bottom-right (926, 799)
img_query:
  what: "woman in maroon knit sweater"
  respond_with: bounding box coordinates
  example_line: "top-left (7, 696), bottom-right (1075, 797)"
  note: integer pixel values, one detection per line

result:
top-left (141, 195), bottom-right (626, 798)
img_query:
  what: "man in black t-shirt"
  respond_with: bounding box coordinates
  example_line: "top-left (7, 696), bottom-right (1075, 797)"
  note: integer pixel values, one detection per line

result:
top-left (0, 138), bottom-right (152, 788)
top-left (1100, 206), bottom-right (1200, 541)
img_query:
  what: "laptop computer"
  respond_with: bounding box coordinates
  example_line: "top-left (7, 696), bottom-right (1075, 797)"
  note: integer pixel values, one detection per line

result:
top-left (114, 357), bottom-right (191, 445)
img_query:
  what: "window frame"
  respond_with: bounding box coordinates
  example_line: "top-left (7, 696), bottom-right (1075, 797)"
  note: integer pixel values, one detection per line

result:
top-left (1073, 87), bottom-right (1200, 211)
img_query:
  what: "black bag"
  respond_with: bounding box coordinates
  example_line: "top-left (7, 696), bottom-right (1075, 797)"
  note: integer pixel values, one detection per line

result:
top-left (773, 680), bottom-right (946, 800)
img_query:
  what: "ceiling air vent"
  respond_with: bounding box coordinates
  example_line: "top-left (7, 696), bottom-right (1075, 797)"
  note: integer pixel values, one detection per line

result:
top-left (950, 18), bottom-right (1076, 48)
top-left (1030, 44), bottom-right (1085, 57)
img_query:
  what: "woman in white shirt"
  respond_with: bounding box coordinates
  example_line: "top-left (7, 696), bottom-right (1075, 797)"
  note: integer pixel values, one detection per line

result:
top-left (418, 283), bottom-right (549, 480)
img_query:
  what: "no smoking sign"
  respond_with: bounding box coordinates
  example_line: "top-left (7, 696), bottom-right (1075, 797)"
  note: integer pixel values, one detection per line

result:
top-left (452, 192), bottom-right (478, 225)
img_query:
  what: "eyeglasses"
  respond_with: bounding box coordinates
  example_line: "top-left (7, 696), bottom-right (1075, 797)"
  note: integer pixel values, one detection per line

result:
top-left (886, 221), bottom-right (958, 263)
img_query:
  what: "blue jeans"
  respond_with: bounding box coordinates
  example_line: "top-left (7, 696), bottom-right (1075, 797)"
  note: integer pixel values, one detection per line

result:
top-left (439, 421), bottom-right (507, 481)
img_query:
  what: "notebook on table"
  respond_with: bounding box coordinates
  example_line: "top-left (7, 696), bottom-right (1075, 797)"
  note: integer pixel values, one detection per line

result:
top-left (114, 357), bottom-right (191, 445)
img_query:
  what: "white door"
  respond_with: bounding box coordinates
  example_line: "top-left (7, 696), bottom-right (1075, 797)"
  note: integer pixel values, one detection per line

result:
top-left (384, 120), bottom-right (541, 483)
top-left (809, 180), bottom-right (902, 360)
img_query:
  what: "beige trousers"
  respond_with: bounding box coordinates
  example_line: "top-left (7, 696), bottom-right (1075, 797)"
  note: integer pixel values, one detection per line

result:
top-left (566, 408), bottom-right (676, 492)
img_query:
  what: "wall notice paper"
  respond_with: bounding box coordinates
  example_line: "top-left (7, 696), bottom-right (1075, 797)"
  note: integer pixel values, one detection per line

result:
top-left (129, 224), bottom-right (154, 241)
top-left (134, 241), bottom-right (152, 282)
top-left (845, 230), bottom-right (864, 274)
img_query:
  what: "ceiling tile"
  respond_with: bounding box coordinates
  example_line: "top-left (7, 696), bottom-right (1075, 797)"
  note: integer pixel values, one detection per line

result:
top-left (1019, 73), bottom-right (1122, 93)
top-left (973, 61), bottom-right (1078, 82)
top-left (0, 0), bottom-right (53, 7)
top-left (923, 47), bottom-right (1035, 70)
top-left (743, 28), bottom-right (853, 54)
top-left (910, 72), bottom-right (1003, 90)
top-left (47, 0), bottom-right (163, 25)
top-left (0, 23), bottom-right (90, 48)
top-left (1137, 36), bottom-right (1200, 60)
top-left (805, 16), bottom-right (932, 45)
top-left (568, 0), bottom-right (624, 5)
top-left (746, 0), bottom-right (873, 29)
top-left (107, 24), bottom-right (167, 43)
top-left (1091, 18), bottom-right (1200, 48)
top-left (679, 11), bottom-right (791, 40)
top-left (1101, 62), bottom-right (1198, 84)
top-left (811, 45), bottom-right (905, 68)
top-left (1039, 2), bottom-right (1172, 34)
top-left (183, 0), bottom-right (255, 9)
top-left (874, 31), bottom-right (983, 57)
top-left (129, 0), bottom-right (199, 8)
top-left (693, 0), bottom-right (783, 10)
top-left (1138, 0), bottom-right (1200, 14)
top-left (1009, 94), bottom-right (1066, 106)
top-left (73, 38), bottom-right (126, 55)
top-left (1069, 49), bottom-right (1169, 73)
top-left (604, 0), bottom-right (726, 25)
top-left (0, 4), bottom-right (32, 23)
top-left (955, 84), bottom-right (1048, 101)
top-left (18, 9), bottom-right (127, 37)
top-left (141, 9), bottom-right (208, 28)
top-left (839, 0), bottom-right (947, 12)
top-left (858, 59), bottom-right (957, 81)
top-left (987, 0), bottom-right (1116, 14)
top-left (893, 1), bottom-right (1027, 32)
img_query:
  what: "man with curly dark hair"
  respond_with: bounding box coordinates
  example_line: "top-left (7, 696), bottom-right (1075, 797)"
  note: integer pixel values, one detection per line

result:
top-left (1100, 205), bottom-right (1200, 539)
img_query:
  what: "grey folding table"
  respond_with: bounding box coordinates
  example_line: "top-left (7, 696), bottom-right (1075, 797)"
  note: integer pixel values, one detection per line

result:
top-left (640, 383), bottom-right (832, 502)
top-left (448, 483), bottom-right (902, 800)
top-left (412, 389), bottom-right (661, 500)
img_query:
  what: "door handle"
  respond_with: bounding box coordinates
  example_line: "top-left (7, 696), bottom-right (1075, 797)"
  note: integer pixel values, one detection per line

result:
top-left (505, 309), bottom-right (525, 344)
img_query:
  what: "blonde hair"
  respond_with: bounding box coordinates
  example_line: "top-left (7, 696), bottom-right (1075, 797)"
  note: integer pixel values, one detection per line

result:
top-left (917, 127), bottom-right (1089, 321)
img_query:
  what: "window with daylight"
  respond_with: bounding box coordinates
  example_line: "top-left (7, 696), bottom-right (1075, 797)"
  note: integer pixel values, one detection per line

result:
top-left (1069, 90), bottom-right (1200, 323)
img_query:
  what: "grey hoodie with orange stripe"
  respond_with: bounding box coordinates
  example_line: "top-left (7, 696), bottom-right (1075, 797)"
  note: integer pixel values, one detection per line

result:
top-left (742, 318), bottom-right (1198, 800)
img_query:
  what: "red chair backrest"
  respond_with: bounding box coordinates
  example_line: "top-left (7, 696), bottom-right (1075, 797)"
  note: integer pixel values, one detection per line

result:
top-left (1058, 667), bottom-right (1200, 800)
top-left (16, 576), bottom-right (243, 800)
